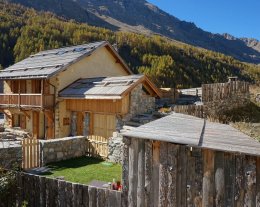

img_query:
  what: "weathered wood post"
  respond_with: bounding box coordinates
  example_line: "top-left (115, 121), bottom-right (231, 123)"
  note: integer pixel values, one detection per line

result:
top-left (122, 136), bottom-right (131, 207)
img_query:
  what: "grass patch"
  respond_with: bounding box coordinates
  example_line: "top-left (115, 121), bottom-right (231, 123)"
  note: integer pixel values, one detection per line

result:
top-left (41, 156), bottom-right (122, 185)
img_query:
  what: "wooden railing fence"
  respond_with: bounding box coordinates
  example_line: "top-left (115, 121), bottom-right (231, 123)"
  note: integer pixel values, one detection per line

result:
top-left (0, 94), bottom-right (54, 108)
top-left (174, 105), bottom-right (205, 118)
top-left (86, 135), bottom-right (108, 158)
top-left (202, 81), bottom-right (249, 102)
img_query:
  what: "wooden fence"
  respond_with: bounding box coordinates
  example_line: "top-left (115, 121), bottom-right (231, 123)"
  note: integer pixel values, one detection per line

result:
top-left (202, 81), bottom-right (249, 102)
top-left (122, 138), bottom-right (260, 207)
top-left (22, 138), bottom-right (40, 170)
top-left (0, 173), bottom-right (122, 207)
top-left (174, 105), bottom-right (205, 118)
top-left (86, 135), bottom-right (108, 158)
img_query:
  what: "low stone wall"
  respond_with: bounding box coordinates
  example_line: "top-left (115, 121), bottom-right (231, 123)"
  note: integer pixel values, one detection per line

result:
top-left (108, 133), bottom-right (124, 164)
top-left (40, 136), bottom-right (86, 165)
top-left (0, 144), bottom-right (22, 169)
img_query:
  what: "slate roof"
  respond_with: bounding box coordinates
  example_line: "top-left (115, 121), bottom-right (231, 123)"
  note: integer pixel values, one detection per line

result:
top-left (123, 113), bottom-right (260, 157)
top-left (59, 74), bottom-right (160, 99)
top-left (0, 41), bottom-right (131, 80)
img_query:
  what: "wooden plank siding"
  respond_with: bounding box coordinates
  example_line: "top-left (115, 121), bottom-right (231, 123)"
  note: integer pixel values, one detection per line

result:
top-left (66, 95), bottom-right (129, 115)
top-left (123, 138), bottom-right (260, 207)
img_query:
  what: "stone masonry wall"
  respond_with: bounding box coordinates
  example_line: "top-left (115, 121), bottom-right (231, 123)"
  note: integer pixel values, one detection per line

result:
top-left (108, 132), bottom-right (124, 164)
top-left (123, 84), bottom-right (155, 122)
top-left (109, 84), bottom-right (156, 163)
top-left (0, 145), bottom-right (22, 169)
top-left (40, 136), bottom-right (86, 165)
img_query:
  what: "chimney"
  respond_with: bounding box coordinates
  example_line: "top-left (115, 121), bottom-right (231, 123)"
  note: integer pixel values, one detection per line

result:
top-left (228, 76), bottom-right (238, 82)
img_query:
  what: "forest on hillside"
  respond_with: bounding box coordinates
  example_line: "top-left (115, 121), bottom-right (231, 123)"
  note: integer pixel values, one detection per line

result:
top-left (0, 1), bottom-right (259, 88)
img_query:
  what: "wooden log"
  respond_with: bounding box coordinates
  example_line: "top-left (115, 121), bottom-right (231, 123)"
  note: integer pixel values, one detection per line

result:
top-left (97, 188), bottom-right (106, 207)
top-left (33, 175), bottom-right (40, 207)
top-left (58, 180), bottom-right (66, 207)
top-left (39, 176), bottom-right (46, 207)
top-left (77, 184), bottom-right (84, 207)
top-left (82, 185), bottom-right (89, 207)
top-left (152, 141), bottom-right (160, 207)
top-left (214, 151), bottom-right (224, 207)
top-left (88, 186), bottom-right (97, 207)
top-left (234, 155), bottom-right (245, 207)
top-left (122, 137), bottom-right (131, 207)
top-left (65, 182), bottom-right (73, 207)
top-left (167, 144), bottom-right (178, 207)
top-left (192, 148), bottom-right (203, 207)
top-left (137, 139), bottom-right (145, 207)
top-left (144, 140), bottom-right (152, 207)
top-left (176, 145), bottom-right (187, 207)
top-left (108, 190), bottom-right (121, 207)
top-left (159, 142), bottom-right (168, 207)
top-left (202, 149), bottom-right (214, 207)
top-left (128, 138), bottom-right (139, 207)
top-left (256, 157), bottom-right (260, 207)
top-left (224, 153), bottom-right (235, 207)
top-left (186, 147), bottom-right (195, 207)
top-left (244, 156), bottom-right (256, 207)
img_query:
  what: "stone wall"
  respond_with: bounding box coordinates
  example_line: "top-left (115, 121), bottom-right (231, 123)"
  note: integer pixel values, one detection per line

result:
top-left (0, 144), bottom-right (22, 169)
top-left (40, 136), bottom-right (86, 165)
top-left (108, 132), bottom-right (124, 164)
top-left (123, 84), bottom-right (155, 122)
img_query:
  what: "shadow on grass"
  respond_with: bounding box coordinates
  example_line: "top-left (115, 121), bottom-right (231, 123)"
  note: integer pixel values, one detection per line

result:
top-left (41, 156), bottom-right (104, 176)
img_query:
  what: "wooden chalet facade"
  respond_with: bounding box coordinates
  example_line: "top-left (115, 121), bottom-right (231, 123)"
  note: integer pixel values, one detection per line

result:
top-left (122, 113), bottom-right (260, 207)
top-left (0, 41), bottom-right (160, 140)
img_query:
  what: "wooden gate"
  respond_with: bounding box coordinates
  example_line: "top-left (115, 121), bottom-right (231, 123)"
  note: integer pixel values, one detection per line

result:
top-left (86, 135), bottom-right (108, 158)
top-left (22, 138), bottom-right (40, 169)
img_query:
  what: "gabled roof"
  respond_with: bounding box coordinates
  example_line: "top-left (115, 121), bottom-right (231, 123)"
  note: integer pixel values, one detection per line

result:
top-left (0, 41), bottom-right (132, 80)
top-left (59, 74), bottom-right (161, 99)
top-left (123, 113), bottom-right (260, 157)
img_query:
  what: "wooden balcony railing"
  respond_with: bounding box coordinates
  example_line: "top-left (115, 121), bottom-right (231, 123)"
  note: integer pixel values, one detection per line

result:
top-left (0, 94), bottom-right (54, 108)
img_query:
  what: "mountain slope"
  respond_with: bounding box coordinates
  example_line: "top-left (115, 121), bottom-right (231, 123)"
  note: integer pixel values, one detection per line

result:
top-left (6, 0), bottom-right (260, 64)
top-left (0, 1), bottom-right (259, 88)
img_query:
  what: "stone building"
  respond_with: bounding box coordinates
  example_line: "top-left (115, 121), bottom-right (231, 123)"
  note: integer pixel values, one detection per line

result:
top-left (0, 41), bottom-right (160, 151)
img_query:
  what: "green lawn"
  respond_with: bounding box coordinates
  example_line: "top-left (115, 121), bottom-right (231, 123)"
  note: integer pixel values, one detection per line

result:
top-left (41, 157), bottom-right (122, 185)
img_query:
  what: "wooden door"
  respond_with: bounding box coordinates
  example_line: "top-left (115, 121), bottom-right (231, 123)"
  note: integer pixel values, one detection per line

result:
top-left (20, 114), bottom-right (26, 129)
top-left (11, 80), bottom-right (19, 93)
top-left (45, 111), bottom-right (54, 139)
top-left (77, 112), bottom-right (84, 136)
top-left (20, 80), bottom-right (26, 93)
top-left (33, 112), bottom-right (39, 139)
top-left (93, 114), bottom-right (116, 138)
top-left (32, 80), bottom-right (41, 93)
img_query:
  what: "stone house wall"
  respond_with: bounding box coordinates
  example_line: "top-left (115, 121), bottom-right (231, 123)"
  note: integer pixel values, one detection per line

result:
top-left (40, 136), bottom-right (86, 165)
top-left (122, 84), bottom-right (155, 122)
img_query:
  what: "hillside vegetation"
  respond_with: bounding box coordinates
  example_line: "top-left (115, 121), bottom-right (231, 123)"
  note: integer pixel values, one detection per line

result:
top-left (0, 2), bottom-right (259, 88)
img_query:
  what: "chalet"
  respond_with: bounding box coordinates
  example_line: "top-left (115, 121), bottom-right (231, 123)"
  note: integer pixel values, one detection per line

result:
top-left (0, 41), bottom-right (160, 140)
top-left (122, 113), bottom-right (260, 207)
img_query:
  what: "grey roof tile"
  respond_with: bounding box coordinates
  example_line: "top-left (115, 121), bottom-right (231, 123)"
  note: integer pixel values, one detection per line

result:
top-left (59, 74), bottom-right (144, 99)
top-left (0, 41), bottom-right (108, 79)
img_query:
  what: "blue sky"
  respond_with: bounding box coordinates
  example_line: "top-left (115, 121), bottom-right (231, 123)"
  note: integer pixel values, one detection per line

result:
top-left (148, 0), bottom-right (260, 40)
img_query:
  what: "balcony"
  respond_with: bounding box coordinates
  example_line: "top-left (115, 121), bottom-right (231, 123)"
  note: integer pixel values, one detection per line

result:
top-left (0, 94), bottom-right (54, 108)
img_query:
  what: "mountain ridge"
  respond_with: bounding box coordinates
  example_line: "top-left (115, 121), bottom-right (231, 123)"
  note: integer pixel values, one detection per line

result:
top-left (6, 0), bottom-right (260, 64)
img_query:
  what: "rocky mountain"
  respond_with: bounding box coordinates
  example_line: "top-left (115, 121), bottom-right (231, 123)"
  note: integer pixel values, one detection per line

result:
top-left (5, 0), bottom-right (260, 64)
